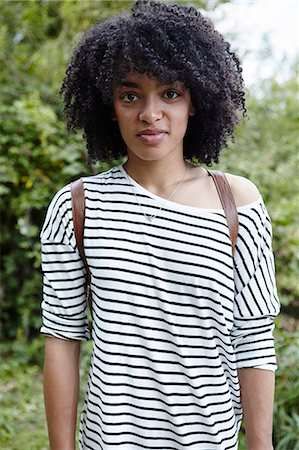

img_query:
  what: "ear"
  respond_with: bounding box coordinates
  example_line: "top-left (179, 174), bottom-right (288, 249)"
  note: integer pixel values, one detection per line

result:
top-left (189, 102), bottom-right (196, 117)
top-left (111, 107), bottom-right (118, 121)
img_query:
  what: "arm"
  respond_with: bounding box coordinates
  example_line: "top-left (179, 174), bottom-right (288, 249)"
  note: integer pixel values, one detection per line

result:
top-left (238, 368), bottom-right (275, 450)
top-left (44, 336), bottom-right (81, 450)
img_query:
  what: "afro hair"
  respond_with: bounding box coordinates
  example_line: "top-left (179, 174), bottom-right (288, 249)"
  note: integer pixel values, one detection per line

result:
top-left (60, 0), bottom-right (246, 165)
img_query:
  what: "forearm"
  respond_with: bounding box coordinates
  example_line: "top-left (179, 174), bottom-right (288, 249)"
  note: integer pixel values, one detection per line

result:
top-left (44, 336), bottom-right (81, 450)
top-left (238, 368), bottom-right (275, 450)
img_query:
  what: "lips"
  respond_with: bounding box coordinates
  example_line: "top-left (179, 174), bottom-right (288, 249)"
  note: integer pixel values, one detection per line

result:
top-left (137, 129), bottom-right (167, 145)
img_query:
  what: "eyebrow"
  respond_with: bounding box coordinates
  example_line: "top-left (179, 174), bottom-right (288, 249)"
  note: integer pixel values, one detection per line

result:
top-left (119, 81), bottom-right (140, 88)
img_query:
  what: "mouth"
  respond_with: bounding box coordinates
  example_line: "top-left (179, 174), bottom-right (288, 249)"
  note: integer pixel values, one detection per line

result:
top-left (137, 129), bottom-right (167, 145)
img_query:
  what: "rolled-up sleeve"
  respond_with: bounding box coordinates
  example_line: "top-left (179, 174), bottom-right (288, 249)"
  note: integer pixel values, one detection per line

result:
top-left (231, 199), bottom-right (280, 371)
top-left (40, 185), bottom-right (90, 341)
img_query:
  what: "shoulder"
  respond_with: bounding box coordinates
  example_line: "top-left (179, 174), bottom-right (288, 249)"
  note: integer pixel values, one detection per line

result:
top-left (40, 183), bottom-right (73, 242)
top-left (224, 173), bottom-right (261, 208)
top-left (45, 183), bottom-right (72, 214)
top-left (83, 165), bottom-right (123, 181)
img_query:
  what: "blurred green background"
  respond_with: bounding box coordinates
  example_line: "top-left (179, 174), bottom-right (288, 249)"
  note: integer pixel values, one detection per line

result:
top-left (0, 1), bottom-right (298, 449)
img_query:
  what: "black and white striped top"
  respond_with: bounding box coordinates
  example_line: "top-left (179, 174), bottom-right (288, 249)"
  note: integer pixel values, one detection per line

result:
top-left (40, 165), bottom-right (280, 450)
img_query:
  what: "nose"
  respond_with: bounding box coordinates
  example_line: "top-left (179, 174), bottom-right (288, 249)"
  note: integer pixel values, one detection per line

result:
top-left (138, 98), bottom-right (163, 123)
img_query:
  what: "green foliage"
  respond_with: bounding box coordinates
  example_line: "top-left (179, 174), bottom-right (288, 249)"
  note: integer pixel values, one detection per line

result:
top-left (219, 69), bottom-right (299, 312)
top-left (0, 338), bottom-right (92, 450)
top-left (273, 321), bottom-right (299, 449)
top-left (0, 356), bottom-right (47, 450)
top-left (0, 89), bottom-right (89, 339)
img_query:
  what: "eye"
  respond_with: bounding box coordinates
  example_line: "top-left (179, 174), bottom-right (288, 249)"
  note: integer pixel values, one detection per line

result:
top-left (163, 90), bottom-right (181, 100)
top-left (120, 93), bottom-right (139, 103)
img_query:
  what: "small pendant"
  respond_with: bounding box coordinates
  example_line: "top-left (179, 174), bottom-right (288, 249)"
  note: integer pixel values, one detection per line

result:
top-left (147, 216), bottom-right (153, 222)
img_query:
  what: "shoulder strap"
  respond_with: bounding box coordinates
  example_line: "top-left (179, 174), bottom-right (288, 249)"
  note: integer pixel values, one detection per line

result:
top-left (207, 170), bottom-right (239, 255)
top-left (71, 178), bottom-right (91, 285)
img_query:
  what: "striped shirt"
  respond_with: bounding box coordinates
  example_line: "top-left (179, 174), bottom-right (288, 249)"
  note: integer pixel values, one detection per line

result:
top-left (40, 165), bottom-right (280, 450)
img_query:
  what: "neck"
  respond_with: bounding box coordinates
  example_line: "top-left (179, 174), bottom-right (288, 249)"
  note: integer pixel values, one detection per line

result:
top-left (124, 157), bottom-right (188, 195)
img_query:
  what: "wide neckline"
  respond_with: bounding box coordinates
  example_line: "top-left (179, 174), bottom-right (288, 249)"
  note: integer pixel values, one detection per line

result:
top-left (118, 165), bottom-right (263, 214)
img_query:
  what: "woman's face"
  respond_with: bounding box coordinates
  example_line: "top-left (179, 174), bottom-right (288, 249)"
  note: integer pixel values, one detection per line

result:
top-left (112, 71), bottom-right (195, 163)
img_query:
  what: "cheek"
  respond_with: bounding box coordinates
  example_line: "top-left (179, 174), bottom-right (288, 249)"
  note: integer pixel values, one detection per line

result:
top-left (117, 114), bottom-right (134, 135)
top-left (115, 111), bottom-right (136, 142)
top-left (173, 107), bottom-right (192, 128)
top-left (115, 106), bottom-right (135, 124)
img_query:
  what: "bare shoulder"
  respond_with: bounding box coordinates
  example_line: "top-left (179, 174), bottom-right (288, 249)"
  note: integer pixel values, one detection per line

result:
top-left (224, 173), bottom-right (261, 207)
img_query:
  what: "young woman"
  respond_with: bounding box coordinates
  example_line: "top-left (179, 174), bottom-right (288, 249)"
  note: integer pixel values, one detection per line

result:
top-left (40, 1), bottom-right (280, 449)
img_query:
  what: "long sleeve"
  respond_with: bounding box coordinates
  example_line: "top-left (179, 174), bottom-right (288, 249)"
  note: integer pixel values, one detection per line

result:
top-left (40, 185), bottom-right (90, 341)
top-left (231, 199), bottom-right (280, 371)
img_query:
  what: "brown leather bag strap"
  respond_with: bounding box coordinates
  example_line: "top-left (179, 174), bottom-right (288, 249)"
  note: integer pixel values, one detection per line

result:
top-left (71, 178), bottom-right (91, 286)
top-left (207, 170), bottom-right (239, 255)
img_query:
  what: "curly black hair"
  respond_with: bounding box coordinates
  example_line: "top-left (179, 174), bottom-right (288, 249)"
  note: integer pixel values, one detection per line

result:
top-left (60, 0), bottom-right (246, 165)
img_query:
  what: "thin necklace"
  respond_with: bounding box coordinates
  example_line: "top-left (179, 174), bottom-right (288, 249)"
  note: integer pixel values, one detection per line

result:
top-left (123, 163), bottom-right (188, 222)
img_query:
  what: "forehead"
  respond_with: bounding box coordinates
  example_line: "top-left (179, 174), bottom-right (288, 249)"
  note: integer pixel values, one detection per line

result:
top-left (115, 71), bottom-right (185, 89)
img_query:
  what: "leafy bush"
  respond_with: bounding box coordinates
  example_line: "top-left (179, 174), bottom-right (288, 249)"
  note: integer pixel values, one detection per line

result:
top-left (0, 91), bottom-right (90, 339)
top-left (219, 70), bottom-right (299, 312)
top-left (0, 338), bottom-right (92, 449)
top-left (273, 320), bottom-right (299, 450)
